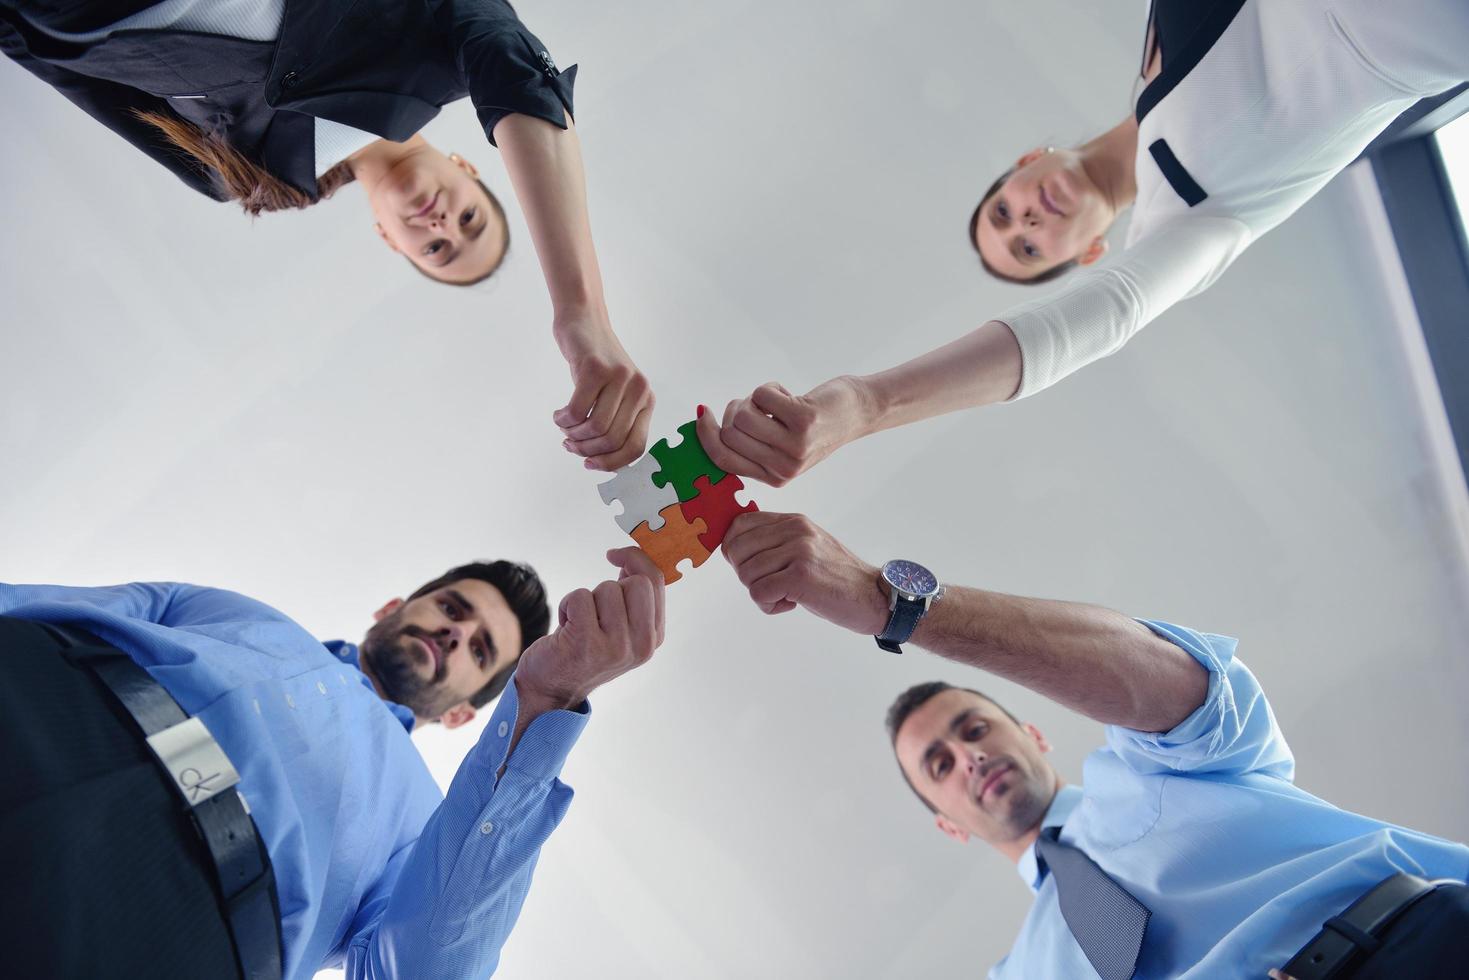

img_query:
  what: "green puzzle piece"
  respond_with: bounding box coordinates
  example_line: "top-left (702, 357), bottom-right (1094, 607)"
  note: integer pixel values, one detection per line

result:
top-left (649, 419), bottom-right (726, 502)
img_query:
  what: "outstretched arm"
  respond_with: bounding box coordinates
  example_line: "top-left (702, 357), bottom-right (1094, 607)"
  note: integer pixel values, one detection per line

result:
top-left (494, 113), bottom-right (653, 471)
top-left (700, 216), bottom-right (1249, 487)
top-left (343, 548), bottom-right (667, 979)
top-left (721, 511), bottom-right (1207, 733)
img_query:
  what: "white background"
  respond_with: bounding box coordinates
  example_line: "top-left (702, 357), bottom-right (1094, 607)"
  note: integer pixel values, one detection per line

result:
top-left (3, 1), bottom-right (1468, 976)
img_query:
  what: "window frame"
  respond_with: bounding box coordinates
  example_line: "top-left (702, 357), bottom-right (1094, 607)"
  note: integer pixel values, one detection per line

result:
top-left (1364, 84), bottom-right (1469, 480)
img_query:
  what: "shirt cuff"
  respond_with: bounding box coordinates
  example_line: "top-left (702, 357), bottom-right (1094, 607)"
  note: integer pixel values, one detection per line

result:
top-left (482, 671), bottom-right (590, 783)
top-left (471, 28), bottom-right (577, 146)
top-left (1120, 619), bottom-right (1230, 748)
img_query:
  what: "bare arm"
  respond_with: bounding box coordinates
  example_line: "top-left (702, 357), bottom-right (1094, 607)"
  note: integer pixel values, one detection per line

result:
top-left (493, 112), bottom-right (604, 319)
top-left (860, 319), bottom-right (1023, 433)
top-left (493, 112), bottom-right (653, 470)
top-left (912, 586), bottom-right (1208, 733)
top-left (698, 320), bottom-right (1021, 486)
top-left (721, 511), bottom-right (1208, 733)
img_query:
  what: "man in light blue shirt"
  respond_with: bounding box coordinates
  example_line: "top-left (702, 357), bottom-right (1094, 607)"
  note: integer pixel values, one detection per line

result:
top-left (0, 546), bottom-right (666, 979)
top-left (721, 510), bottom-right (1469, 978)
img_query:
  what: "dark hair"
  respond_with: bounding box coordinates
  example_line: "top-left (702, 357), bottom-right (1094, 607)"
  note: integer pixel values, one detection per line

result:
top-left (407, 178), bottom-right (511, 288)
top-left (407, 560), bottom-right (550, 708)
top-left (135, 109), bottom-right (355, 214)
top-left (885, 681), bottom-right (1021, 814)
top-left (968, 168), bottom-right (1079, 286)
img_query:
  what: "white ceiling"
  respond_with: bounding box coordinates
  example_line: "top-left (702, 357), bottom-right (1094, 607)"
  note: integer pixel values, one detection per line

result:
top-left (4, 1), bottom-right (1468, 977)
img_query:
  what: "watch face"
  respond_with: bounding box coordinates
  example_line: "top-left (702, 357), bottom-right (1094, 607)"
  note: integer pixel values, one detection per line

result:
top-left (882, 559), bottom-right (938, 598)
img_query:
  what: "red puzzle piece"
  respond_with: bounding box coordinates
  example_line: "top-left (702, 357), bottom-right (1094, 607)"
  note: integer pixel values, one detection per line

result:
top-left (679, 474), bottom-right (758, 552)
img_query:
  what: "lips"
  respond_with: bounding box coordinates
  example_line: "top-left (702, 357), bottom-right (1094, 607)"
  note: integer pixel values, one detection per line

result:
top-left (978, 762), bottom-right (1012, 802)
top-left (411, 191), bottom-right (439, 219)
top-left (414, 635), bottom-right (442, 673)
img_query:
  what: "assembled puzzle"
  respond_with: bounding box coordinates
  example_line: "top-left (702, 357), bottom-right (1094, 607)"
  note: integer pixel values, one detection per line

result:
top-left (598, 415), bottom-right (758, 583)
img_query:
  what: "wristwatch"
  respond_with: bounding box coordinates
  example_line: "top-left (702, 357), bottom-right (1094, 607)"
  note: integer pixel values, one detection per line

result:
top-left (875, 559), bottom-right (943, 654)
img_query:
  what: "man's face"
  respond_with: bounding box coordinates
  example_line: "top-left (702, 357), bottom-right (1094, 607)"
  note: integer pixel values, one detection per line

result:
top-left (359, 578), bottom-right (522, 725)
top-left (894, 689), bottom-right (1057, 845)
top-left (368, 147), bottom-right (508, 284)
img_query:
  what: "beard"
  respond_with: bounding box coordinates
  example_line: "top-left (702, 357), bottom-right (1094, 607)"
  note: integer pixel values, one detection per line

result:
top-left (359, 610), bottom-right (460, 720)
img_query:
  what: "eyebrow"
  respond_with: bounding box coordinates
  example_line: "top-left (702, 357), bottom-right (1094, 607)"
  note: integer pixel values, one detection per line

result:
top-left (445, 588), bottom-right (498, 665)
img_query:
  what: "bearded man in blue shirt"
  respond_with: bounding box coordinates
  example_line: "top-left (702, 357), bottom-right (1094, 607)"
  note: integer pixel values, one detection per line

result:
top-left (0, 546), bottom-right (666, 980)
top-left (722, 511), bottom-right (1469, 979)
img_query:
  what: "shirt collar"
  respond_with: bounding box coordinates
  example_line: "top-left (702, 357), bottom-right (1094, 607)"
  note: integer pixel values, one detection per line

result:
top-left (323, 639), bottom-right (416, 733)
top-left (1015, 783), bottom-right (1082, 891)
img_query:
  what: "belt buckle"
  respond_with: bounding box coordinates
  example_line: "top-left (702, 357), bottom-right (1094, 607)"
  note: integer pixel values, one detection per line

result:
top-left (145, 716), bottom-right (240, 808)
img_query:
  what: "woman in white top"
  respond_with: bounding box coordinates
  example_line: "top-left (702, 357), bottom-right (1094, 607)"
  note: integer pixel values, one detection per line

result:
top-left (696, 0), bottom-right (1469, 487)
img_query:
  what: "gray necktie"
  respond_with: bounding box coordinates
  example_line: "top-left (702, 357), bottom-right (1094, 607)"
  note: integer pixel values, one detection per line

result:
top-left (1034, 826), bottom-right (1151, 980)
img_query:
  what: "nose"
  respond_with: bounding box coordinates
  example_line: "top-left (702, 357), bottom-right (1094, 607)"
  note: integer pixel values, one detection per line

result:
top-left (433, 623), bottom-right (464, 656)
top-left (1023, 206), bottom-right (1041, 229)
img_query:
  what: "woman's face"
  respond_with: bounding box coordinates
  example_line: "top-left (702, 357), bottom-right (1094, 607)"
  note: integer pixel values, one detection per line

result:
top-left (973, 148), bottom-right (1115, 280)
top-left (369, 148), bottom-right (507, 284)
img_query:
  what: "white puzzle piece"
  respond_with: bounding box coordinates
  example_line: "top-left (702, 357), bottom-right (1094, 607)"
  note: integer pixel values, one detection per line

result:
top-left (598, 453), bottom-right (680, 534)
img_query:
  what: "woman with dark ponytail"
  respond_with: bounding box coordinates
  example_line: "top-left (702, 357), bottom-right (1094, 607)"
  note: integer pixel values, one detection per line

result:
top-left (2, 0), bottom-right (654, 469)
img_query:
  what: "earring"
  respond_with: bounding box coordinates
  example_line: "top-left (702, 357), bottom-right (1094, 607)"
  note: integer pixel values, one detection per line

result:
top-left (448, 152), bottom-right (479, 178)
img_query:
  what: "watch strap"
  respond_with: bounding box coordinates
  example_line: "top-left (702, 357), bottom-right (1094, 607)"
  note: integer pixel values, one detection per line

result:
top-left (876, 595), bottom-right (924, 654)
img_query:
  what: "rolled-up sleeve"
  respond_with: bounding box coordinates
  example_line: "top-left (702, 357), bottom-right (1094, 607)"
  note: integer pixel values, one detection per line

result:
top-left (1000, 215), bottom-right (1250, 398)
top-left (428, 0), bottom-right (577, 145)
top-left (342, 674), bottom-right (589, 979)
top-left (1105, 620), bottom-right (1294, 781)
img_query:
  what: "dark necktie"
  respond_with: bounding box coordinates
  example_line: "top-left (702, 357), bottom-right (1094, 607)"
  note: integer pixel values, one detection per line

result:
top-left (1034, 826), bottom-right (1152, 980)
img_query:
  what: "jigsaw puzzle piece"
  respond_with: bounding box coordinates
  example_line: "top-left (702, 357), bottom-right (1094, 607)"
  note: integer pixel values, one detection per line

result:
top-left (649, 419), bottom-right (726, 503)
top-left (630, 502), bottom-right (711, 585)
top-left (598, 453), bottom-right (679, 534)
top-left (679, 474), bottom-right (758, 552)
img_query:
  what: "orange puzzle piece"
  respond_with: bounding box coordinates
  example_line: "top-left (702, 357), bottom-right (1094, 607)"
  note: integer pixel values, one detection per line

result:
top-left (630, 502), bottom-right (711, 585)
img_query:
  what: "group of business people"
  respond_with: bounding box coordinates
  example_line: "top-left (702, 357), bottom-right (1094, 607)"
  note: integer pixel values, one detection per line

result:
top-left (4, 0), bottom-right (1469, 977)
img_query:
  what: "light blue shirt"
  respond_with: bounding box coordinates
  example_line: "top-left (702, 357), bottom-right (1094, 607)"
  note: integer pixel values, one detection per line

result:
top-left (993, 620), bottom-right (1469, 979)
top-left (0, 582), bottom-right (588, 980)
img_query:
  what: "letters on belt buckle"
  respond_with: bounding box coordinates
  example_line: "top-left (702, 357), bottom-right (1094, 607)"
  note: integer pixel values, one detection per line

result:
top-left (145, 717), bottom-right (241, 808)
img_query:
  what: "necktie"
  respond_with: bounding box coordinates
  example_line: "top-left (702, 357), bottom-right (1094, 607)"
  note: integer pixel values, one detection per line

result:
top-left (1034, 826), bottom-right (1151, 980)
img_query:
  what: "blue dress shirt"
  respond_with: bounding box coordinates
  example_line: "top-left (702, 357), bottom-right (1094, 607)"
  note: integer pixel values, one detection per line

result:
top-left (993, 621), bottom-right (1469, 979)
top-left (0, 582), bottom-right (588, 980)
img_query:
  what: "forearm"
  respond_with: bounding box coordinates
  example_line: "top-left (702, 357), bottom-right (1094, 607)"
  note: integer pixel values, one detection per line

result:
top-left (493, 112), bottom-right (606, 323)
top-left (858, 320), bottom-right (1022, 436)
top-left (911, 586), bottom-right (1208, 732)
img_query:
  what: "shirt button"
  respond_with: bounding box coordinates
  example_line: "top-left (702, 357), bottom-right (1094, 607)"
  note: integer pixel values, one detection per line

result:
top-left (285, 694), bottom-right (295, 709)
top-left (317, 681), bottom-right (327, 694)
top-left (480, 820), bottom-right (494, 835)
top-left (281, 70), bottom-right (299, 89)
top-left (497, 721), bottom-right (509, 737)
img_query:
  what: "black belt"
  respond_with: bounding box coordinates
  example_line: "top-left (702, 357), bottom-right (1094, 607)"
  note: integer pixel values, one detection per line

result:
top-left (44, 623), bottom-right (283, 980)
top-left (1281, 872), bottom-right (1450, 979)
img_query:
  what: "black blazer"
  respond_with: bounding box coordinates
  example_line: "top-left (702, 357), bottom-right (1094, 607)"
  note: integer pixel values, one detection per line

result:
top-left (0, 0), bottom-right (577, 200)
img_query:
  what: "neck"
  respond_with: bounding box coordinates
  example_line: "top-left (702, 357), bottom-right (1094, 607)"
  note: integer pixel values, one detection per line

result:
top-left (347, 134), bottom-right (429, 195)
top-left (1078, 116), bottom-right (1140, 218)
top-left (997, 773), bottom-right (1065, 866)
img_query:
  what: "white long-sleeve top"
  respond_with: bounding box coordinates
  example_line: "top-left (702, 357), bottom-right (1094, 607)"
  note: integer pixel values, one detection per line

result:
top-left (1004, 0), bottom-right (1469, 399)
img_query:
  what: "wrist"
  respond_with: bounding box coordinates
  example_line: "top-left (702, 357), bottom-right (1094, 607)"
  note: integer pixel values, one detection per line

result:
top-left (550, 295), bottom-right (609, 335)
top-left (514, 674), bottom-right (584, 717)
top-left (864, 564), bottom-right (892, 635)
top-left (845, 373), bottom-right (888, 438)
